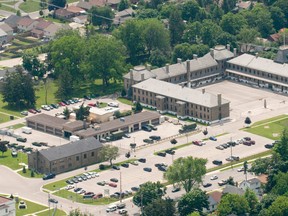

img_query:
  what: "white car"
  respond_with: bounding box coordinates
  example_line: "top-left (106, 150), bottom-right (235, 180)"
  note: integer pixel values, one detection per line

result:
top-left (210, 175), bottom-right (218, 180)
top-left (119, 209), bottom-right (128, 214)
top-left (88, 172), bottom-right (99, 177)
top-left (41, 105), bottom-right (50, 111)
top-left (108, 102), bottom-right (119, 107)
top-left (237, 167), bottom-right (244, 172)
top-left (65, 185), bottom-right (74, 190)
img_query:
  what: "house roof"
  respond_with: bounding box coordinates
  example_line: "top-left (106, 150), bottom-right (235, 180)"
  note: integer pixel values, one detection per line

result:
top-left (268, 33), bottom-right (280, 42)
top-left (0, 23), bottom-right (13, 33)
top-left (133, 78), bottom-right (230, 107)
top-left (44, 23), bottom-right (62, 36)
top-left (123, 66), bottom-right (157, 81)
top-left (107, 0), bottom-right (121, 5)
top-left (258, 174), bottom-right (268, 184)
top-left (40, 137), bottom-right (102, 161)
top-left (26, 113), bottom-right (68, 130)
top-left (0, 196), bottom-right (11, 204)
top-left (73, 15), bottom-right (88, 22)
top-left (208, 191), bottom-right (222, 203)
top-left (115, 8), bottom-right (134, 17)
top-left (222, 185), bottom-right (245, 195)
top-left (213, 45), bottom-right (235, 61)
top-left (0, 28), bottom-right (7, 37)
top-left (63, 120), bottom-right (85, 132)
top-left (77, 1), bottom-right (92, 10)
top-left (17, 17), bottom-right (36, 27)
top-left (227, 53), bottom-right (288, 77)
top-left (35, 19), bottom-right (52, 30)
top-left (31, 28), bottom-right (44, 35)
top-left (4, 15), bottom-right (21, 28)
top-left (55, 8), bottom-right (74, 17)
top-left (241, 177), bottom-right (261, 185)
top-left (75, 111), bottom-right (161, 137)
top-left (77, 0), bottom-right (106, 9)
top-left (238, 1), bottom-right (251, 9)
top-left (67, 6), bottom-right (85, 13)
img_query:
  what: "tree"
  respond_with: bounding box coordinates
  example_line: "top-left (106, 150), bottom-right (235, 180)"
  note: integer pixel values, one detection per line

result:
top-left (39, 0), bottom-right (47, 9)
top-left (274, 128), bottom-right (288, 161)
top-left (31, 170), bottom-right (35, 177)
top-left (244, 117), bottom-right (252, 126)
top-left (134, 102), bottom-right (143, 113)
top-left (220, 13), bottom-right (247, 35)
top-left (244, 189), bottom-right (258, 216)
top-left (164, 156), bottom-right (207, 192)
top-left (99, 145), bottom-right (119, 166)
top-left (266, 196), bottom-right (288, 216)
top-left (237, 28), bottom-right (260, 44)
top-left (271, 172), bottom-right (288, 195)
top-left (22, 51), bottom-right (46, 78)
top-left (178, 188), bottom-right (209, 216)
top-left (90, 6), bottom-right (114, 30)
top-left (133, 181), bottom-right (166, 206)
top-left (181, 0), bottom-right (200, 22)
top-left (16, 10), bottom-right (21, 16)
top-left (149, 49), bottom-right (168, 67)
top-left (69, 208), bottom-right (94, 216)
top-left (0, 142), bottom-right (7, 157)
top-left (136, 9), bottom-right (159, 19)
top-left (250, 157), bottom-right (272, 175)
top-left (86, 35), bottom-right (127, 86)
top-left (188, 212), bottom-right (201, 216)
top-left (172, 43), bottom-right (209, 62)
top-left (226, 176), bottom-right (235, 186)
top-left (182, 21), bottom-right (202, 44)
top-left (63, 107), bottom-right (71, 120)
top-left (221, 0), bottom-right (236, 13)
top-left (200, 19), bottom-right (223, 47)
top-left (48, 0), bottom-right (66, 11)
top-left (56, 69), bottom-right (73, 100)
top-left (142, 198), bottom-right (176, 216)
top-left (118, 0), bottom-right (129, 11)
top-left (39, 10), bottom-right (44, 16)
top-left (169, 7), bottom-right (184, 46)
top-left (244, 160), bottom-right (248, 181)
top-left (2, 66), bottom-right (36, 109)
top-left (75, 103), bottom-right (90, 121)
top-left (217, 194), bottom-right (249, 216)
top-left (269, 6), bottom-right (286, 31)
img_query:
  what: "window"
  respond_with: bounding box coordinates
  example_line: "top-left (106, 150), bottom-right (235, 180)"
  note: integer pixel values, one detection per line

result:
top-left (84, 154), bottom-right (87, 159)
top-left (76, 156), bottom-right (79, 161)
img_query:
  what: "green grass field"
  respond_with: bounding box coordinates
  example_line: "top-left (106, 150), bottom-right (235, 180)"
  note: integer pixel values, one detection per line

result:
top-left (0, 3), bottom-right (16, 12)
top-left (10, 123), bottom-right (25, 129)
top-left (16, 199), bottom-right (47, 216)
top-left (36, 209), bottom-right (67, 216)
top-left (17, 169), bottom-right (43, 178)
top-left (19, 0), bottom-right (40, 12)
top-left (243, 115), bottom-right (288, 140)
top-left (35, 81), bottom-right (59, 108)
top-left (0, 149), bottom-right (28, 170)
top-left (117, 97), bottom-right (134, 106)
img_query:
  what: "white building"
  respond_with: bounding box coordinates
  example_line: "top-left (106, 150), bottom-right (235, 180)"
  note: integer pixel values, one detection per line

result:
top-left (89, 107), bottom-right (119, 123)
top-left (239, 178), bottom-right (262, 196)
top-left (0, 196), bottom-right (15, 216)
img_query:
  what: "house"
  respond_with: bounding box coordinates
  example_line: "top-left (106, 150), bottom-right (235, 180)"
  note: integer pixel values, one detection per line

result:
top-left (73, 15), bottom-right (88, 24)
top-left (0, 195), bottom-right (16, 216)
top-left (0, 23), bottom-right (13, 41)
top-left (204, 191), bottom-right (222, 213)
top-left (237, 1), bottom-right (252, 10)
top-left (31, 19), bottom-right (52, 39)
top-left (222, 185), bottom-right (245, 196)
top-left (54, 8), bottom-right (74, 20)
top-left (107, 0), bottom-right (121, 10)
top-left (77, 0), bottom-right (106, 10)
top-left (4, 15), bottom-right (21, 32)
top-left (239, 178), bottom-right (262, 196)
top-left (114, 8), bottom-right (134, 25)
top-left (43, 23), bottom-right (69, 39)
top-left (28, 137), bottom-right (103, 174)
top-left (67, 6), bottom-right (85, 16)
top-left (17, 17), bottom-right (38, 32)
top-left (268, 28), bottom-right (287, 43)
top-left (0, 29), bottom-right (8, 45)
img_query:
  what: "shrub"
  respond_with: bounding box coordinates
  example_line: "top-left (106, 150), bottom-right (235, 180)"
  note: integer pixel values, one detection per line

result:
top-left (22, 166), bottom-right (26, 173)
top-left (99, 164), bottom-right (105, 170)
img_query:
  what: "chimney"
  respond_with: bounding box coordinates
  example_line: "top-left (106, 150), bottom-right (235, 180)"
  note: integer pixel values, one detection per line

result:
top-left (83, 120), bottom-right (87, 130)
top-left (165, 64), bottom-right (169, 73)
top-left (202, 88), bottom-right (205, 94)
top-left (233, 48), bottom-right (237, 57)
top-left (186, 60), bottom-right (190, 73)
top-left (146, 64), bottom-right (151, 71)
top-left (256, 52), bottom-right (259, 58)
top-left (210, 48), bottom-right (214, 58)
top-left (227, 44), bottom-right (230, 51)
top-left (217, 94), bottom-right (222, 106)
top-left (177, 58), bottom-right (182, 64)
top-left (193, 54), bottom-right (198, 60)
top-left (141, 73), bottom-right (145, 81)
top-left (129, 69), bottom-right (133, 80)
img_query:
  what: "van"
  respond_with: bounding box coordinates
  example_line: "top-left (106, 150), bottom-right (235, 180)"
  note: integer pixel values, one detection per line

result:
top-left (106, 205), bottom-right (117, 212)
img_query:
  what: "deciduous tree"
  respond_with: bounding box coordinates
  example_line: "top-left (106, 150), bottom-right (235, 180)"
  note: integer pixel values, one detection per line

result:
top-left (244, 189), bottom-right (259, 216)
top-left (169, 7), bottom-right (184, 46)
top-left (48, 0), bottom-right (66, 11)
top-left (274, 128), bottom-right (288, 161)
top-left (0, 142), bottom-right (7, 157)
top-left (266, 196), bottom-right (288, 216)
top-left (99, 145), bottom-right (119, 166)
top-left (142, 198), bottom-right (175, 216)
top-left (90, 6), bottom-right (114, 29)
top-left (75, 103), bottom-right (90, 121)
top-left (217, 194), bottom-right (249, 216)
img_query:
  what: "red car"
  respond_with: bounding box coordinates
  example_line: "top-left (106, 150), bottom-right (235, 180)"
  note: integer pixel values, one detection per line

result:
top-left (108, 182), bottom-right (117, 188)
top-left (93, 193), bottom-right (103, 199)
top-left (193, 141), bottom-right (202, 146)
top-left (28, 109), bottom-right (37, 114)
top-left (58, 102), bottom-right (66, 106)
top-left (88, 103), bottom-right (96, 107)
top-left (250, 140), bottom-right (256, 145)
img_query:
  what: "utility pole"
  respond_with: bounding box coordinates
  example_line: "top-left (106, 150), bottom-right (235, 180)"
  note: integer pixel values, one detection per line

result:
top-left (48, 193), bottom-right (51, 216)
top-left (230, 137), bottom-right (233, 169)
top-left (119, 171), bottom-right (122, 203)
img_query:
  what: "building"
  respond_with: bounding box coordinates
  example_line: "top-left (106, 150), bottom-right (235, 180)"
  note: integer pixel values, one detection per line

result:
top-left (132, 78), bottom-right (230, 123)
top-left (77, 0), bottom-right (106, 10)
top-left (31, 19), bottom-right (52, 39)
top-left (75, 111), bottom-right (161, 139)
top-left (239, 178), bottom-right (262, 196)
top-left (225, 46), bottom-right (288, 93)
top-left (0, 23), bottom-right (13, 42)
top-left (204, 191), bottom-right (222, 213)
top-left (0, 196), bottom-right (15, 216)
top-left (28, 137), bottom-right (102, 174)
top-left (114, 8), bottom-right (134, 25)
top-left (0, 29), bottom-right (8, 45)
top-left (54, 8), bottom-right (75, 20)
top-left (4, 15), bottom-right (21, 32)
top-left (222, 185), bottom-right (245, 196)
top-left (88, 107), bottom-right (120, 123)
top-left (73, 15), bottom-right (88, 24)
top-left (17, 17), bottom-right (38, 32)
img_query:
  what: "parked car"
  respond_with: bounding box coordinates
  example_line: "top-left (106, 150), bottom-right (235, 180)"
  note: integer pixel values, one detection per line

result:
top-left (158, 165), bottom-right (167, 172)
top-left (74, 187), bottom-right (82, 193)
top-left (48, 198), bottom-right (58, 204)
top-left (143, 167), bottom-right (152, 172)
top-left (237, 167), bottom-right (244, 172)
top-left (243, 137), bottom-right (251, 141)
top-left (58, 102), bottom-right (66, 106)
top-left (28, 109), bottom-right (37, 114)
top-left (112, 165), bottom-right (120, 170)
top-left (141, 125), bottom-right (152, 132)
top-left (108, 102), bottom-right (119, 107)
top-left (117, 203), bottom-right (126, 209)
top-left (210, 175), bottom-right (218, 180)
top-left (209, 136), bottom-right (217, 141)
top-left (165, 149), bottom-right (175, 155)
top-left (35, 108), bottom-right (42, 113)
top-left (43, 173), bottom-right (56, 180)
top-left (203, 183), bottom-right (212, 188)
top-left (243, 141), bottom-right (252, 146)
top-left (143, 138), bottom-right (154, 144)
top-left (250, 140), bottom-right (256, 145)
top-left (97, 181), bottom-right (106, 186)
top-left (265, 143), bottom-right (274, 149)
top-left (138, 158), bottom-right (146, 163)
top-left (157, 152), bottom-right (166, 157)
top-left (88, 103), bottom-right (96, 107)
top-left (16, 137), bottom-right (27, 142)
top-left (110, 178), bottom-right (119, 182)
top-left (226, 157), bottom-right (234, 162)
top-left (83, 193), bottom-right (95, 199)
top-left (216, 145), bottom-right (224, 150)
top-left (20, 111), bottom-right (28, 116)
top-left (106, 205), bottom-right (117, 212)
top-left (149, 135), bottom-right (161, 141)
top-left (119, 209), bottom-right (128, 215)
top-left (212, 160), bottom-right (223, 165)
top-left (172, 187), bottom-right (181, 193)
top-left (50, 104), bottom-right (59, 109)
top-left (93, 193), bottom-right (103, 199)
top-left (193, 140), bottom-right (202, 146)
top-left (218, 180), bottom-right (228, 186)
top-left (84, 95), bottom-right (91, 100)
top-left (18, 201), bottom-right (26, 209)
top-left (170, 139), bottom-right (177, 144)
top-left (121, 163), bottom-right (129, 168)
top-left (41, 105), bottom-right (50, 111)
top-left (130, 161), bottom-right (139, 166)
top-left (108, 182), bottom-right (117, 188)
top-left (147, 124), bottom-right (157, 130)
top-left (123, 134), bottom-right (131, 138)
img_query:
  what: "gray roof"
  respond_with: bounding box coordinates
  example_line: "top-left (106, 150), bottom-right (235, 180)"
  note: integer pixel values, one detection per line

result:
top-left (40, 137), bottom-right (102, 161)
top-left (132, 78), bottom-right (230, 107)
top-left (63, 120), bottom-right (85, 132)
top-left (123, 66), bottom-right (157, 81)
top-left (4, 15), bottom-right (21, 28)
top-left (274, 45), bottom-right (288, 64)
top-left (26, 113), bottom-right (68, 130)
top-left (213, 45), bottom-right (235, 61)
top-left (227, 53), bottom-right (288, 77)
top-left (0, 23), bottom-right (13, 33)
top-left (222, 185), bottom-right (245, 195)
top-left (0, 29), bottom-right (7, 37)
top-left (75, 111), bottom-right (161, 137)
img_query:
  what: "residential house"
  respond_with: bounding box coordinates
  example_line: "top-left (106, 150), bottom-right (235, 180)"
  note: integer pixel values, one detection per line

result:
top-left (114, 8), bottom-right (134, 25)
top-left (268, 28), bottom-right (287, 43)
top-left (4, 15), bottom-right (21, 32)
top-left (0, 196), bottom-right (15, 216)
top-left (73, 15), bottom-right (88, 24)
top-left (222, 185), bottom-right (245, 196)
top-left (237, 1), bottom-right (252, 10)
top-left (31, 19), bottom-right (52, 39)
top-left (0, 29), bottom-right (8, 45)
top-left (67, 6), bottom-right (85, 16)
top-left (43, 23), bottom-right (69, 39)
top-left (107, 0), bottom-right (121, 10)
top-left (0, 23), bottom-right (13, 42)
top-left (17, 17), bottom-right (38, 32)
top-left (239, 178), bottom-right (262, 196)
top-left (28, 137), bottom-right (103, 174)
top-left (77, 0), bottom-right (106, 10)
top-left (204, 191), bottom-right (222, 213)
top-left (54, 8), bottom-right (74, 20)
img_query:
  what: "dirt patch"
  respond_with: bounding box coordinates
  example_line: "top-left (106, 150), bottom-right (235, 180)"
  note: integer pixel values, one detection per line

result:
top-left (272, 133), bottom-right (279, 137)
top-left (264, 125), bottom-right (269, 129)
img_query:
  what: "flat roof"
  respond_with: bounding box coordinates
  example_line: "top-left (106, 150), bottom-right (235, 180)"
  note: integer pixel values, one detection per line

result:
top-left (227, 53), bottom-right (288, 77)
top-left (26, 113), bottom-right (68, 130)
top-left (90, 107), bottom-right (119, 115)
top-left (75, 111), bottom-right (161, 137)
top-left (40, 137), bottom-right (102, 161)
top-left (133, 78), bottom-right (229, 107)
top-left (63, 120), bottom-right (85, 131)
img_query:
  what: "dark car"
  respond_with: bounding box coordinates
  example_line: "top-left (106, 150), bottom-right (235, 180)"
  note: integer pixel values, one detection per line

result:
top-left (117, 203), bottom-right (126, 209)
top-left (131, 186), bottom-right (140, 191)
top-left (149, 135), bottom-right (161, 141)
top-left (158, 166), bottom-right (167, 172)
top-left (170, 139), bottom-right (177, 144)
top-left (243, 141), bottom-right (252, 146)
top-left (51, 104), bottom-right (59, 109)
top-left (141, 125), bottom-right (152, 132)
top-left (157, 152), bottom-right (166, 157)
top-left (84, 95), bottom-right (91, 100)
top-left (165, 149), bottom-right (175, 155)
top-left (203, 183), bottom-right (212, 188)
top-left (121, 163), bottom-right (129, 168)
top-left (218, 180), bottom-right (228, 186)
top-left (110, 178), bottom-right (119, 182)
top-left (83, 193), bottom-right (95, 199)
top-left (43, 173), bottom-right (56, 180)
top-left (212, 160), bottom-right (223, 165)
top-left (48, 198), bottom-right (58, 204)
top-left (138, 158), bottom-right (146, 163)
top-left (243, 137), bottom-right (251, 141)
top-left (112, 165), bottom-right (120, 170)
top-left (16, 137), bottom-right (27, 142)
top-left (143, 167), bottom-right (152, 172)
top-left (265, 143), bottom-right (274, 149)
top-left (172, 187), bottom-right (181, 193)
top-left (143, 139), bottom-right (154, 144)
top-left (32, 142), bottom-right (42, 147)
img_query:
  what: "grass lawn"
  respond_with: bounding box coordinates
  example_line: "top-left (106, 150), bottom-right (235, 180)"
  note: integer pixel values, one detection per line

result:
top-left (54, 190), bottom-right (118, 205)
top-left (10, 123), bottom-right (25, 129)
top-left (19, 0), bottom-right (40, 12)
top-left (243, 115), bottom-right (288, 140)
top-left (35, 81), bottom-right (59, 108)
top-left (1, 1), bottom-right (16, 6)
top-left (117, 97), bottom-right (133, 106)
top-left (36, 209), bottom-right (67, 216)
top-left (98, 102), bottom-right (107, 108)
top-left (0, 149), bottom-right (28, 170)
top-left (16, 198), bottom-right (47, 216)
top-left (0, 4), bottom-right (16, 12)
top-left (0, 95), bottom-right (23, 117)
top-left (17, 169), bottom-right (43, 178)
top-left (202, 132), bottom-right (229, 141)
top-left (0, 113), bottom-right (13, 123)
